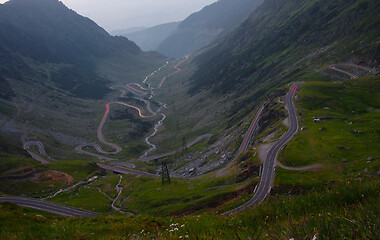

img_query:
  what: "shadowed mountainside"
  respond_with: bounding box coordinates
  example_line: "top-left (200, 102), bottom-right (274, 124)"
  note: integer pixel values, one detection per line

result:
top-left (189, 0), bottom-right (380, 95)
top-left (156, 0), bottom-right (264, 58)
top-left (0, 0), bottom-right (155, 100)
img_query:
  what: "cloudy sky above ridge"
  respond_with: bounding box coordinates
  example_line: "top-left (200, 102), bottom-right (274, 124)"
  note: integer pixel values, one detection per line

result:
top-left (0, 0), bottom-right (217, 32)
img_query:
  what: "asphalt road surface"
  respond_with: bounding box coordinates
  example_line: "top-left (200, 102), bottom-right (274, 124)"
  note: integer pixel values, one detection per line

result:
top-left (132, 134), bottom-right (212, 163)
top-left (329, 63), bottom-right (379, 76)
top-left (75, 144), bottom-right (116, 161)
top-left (158, 56), bottom-right (189, 88)
top-left (23, 141), bottom-right (52, 164)
top-left (97, 163), bottom-right (158, 178)
top-left (0, 197), bottom-right (99, 217)
top-left (222, 84), bottom-right (300, 215)
top-left (226, 103), bottom-right (266, 168)
top-left (328, 64), bottom-right (358, 79)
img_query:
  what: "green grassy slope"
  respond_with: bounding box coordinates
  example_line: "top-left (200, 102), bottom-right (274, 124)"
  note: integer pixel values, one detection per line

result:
top-left (0, 178), bottom-right (378, 239)
top-left (272, 74), bottom-right (380, 196)
top-left (282, 76), bottom-right (380, 168)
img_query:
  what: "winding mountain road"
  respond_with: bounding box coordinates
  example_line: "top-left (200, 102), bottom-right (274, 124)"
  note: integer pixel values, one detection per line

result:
top-left (0, 197), bottom-right (99, 217)
top-left (222, 64), bottom-right (374, 214)
top-left (226, 103), bottom-right (266, 168)
top-left (15, 61), bottom-right (378, 217)
top-left (158, 56), bottom-right (188, 88)
top-left (131, 134), bottom-right (213, 163)
top-left (23, 141), bottom-right (53, 164)
top-left (75, 102), bottom-right (153, 157)
top-left (183, 103), bottom-right (267, 180)
top-left (76, 57), bottom-right (190, 160)
top-left (97, 163), bottom-right (158, 178)
top-left (75, 62), bottom-right (169, 159)
top-left (328, 63), bottom-right (378, 79)
top-left (222, 84), bottom-right (300, 215)
top-left (126, 84), bottom-right (148, 96)
top-left (328, 65), bottom-right (358, 79)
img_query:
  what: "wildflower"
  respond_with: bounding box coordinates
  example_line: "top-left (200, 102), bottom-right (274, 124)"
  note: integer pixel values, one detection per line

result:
top-left (185, 235), bottom-right (189, 238)
top-left (140, 230), bottom-right (144, 234)
top-left (174, 228), bottom-right (179, 231)
top-left (179, 237), bottom-right (183, 239)
top-left (181, 224), bottom-right (185, 228)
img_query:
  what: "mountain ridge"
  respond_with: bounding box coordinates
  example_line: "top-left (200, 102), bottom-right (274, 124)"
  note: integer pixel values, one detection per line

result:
top-left (189, 0), bottom-right (380, 95)
top-left (156, 0), bottom-right (264, 58)
top-left (122, 22), bottom-right (181, 51)
top-left (0, 0), bottom-right (162, 100)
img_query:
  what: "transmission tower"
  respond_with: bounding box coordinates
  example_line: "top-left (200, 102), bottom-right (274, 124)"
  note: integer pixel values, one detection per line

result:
top-left (161, 161), bottom-right (171, 184)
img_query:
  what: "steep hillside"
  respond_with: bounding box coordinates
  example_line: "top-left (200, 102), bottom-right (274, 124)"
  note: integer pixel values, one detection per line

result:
top-left (190, 0), bottom-right (380, 95)
top-left (123, 22), bottom-right (181, 51)
top-left (156, 0), bottom-right (264, 58)
top-left (0, 0), bottom-right (158, 100)
top-left (146, 0), bottom-right (380, 185)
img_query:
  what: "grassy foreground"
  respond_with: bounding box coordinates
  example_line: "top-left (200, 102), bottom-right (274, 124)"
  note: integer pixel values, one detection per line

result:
top-left (0, 178), bottom-right (378, 239)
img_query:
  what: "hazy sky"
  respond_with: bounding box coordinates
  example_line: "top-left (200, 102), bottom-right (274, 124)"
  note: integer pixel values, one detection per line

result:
top-left (0, 0), bottom-right (217, 32)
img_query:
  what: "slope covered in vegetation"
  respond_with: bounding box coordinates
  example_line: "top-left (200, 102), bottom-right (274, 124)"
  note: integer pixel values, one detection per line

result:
top-left (190, 0), bottom-right (380, 95)
top-left (157, 0), bottom-right (264, 58)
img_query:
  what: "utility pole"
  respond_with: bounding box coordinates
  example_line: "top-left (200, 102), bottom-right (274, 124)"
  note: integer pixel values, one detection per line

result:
top-left (161, 161), bottom-right (171, 184)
